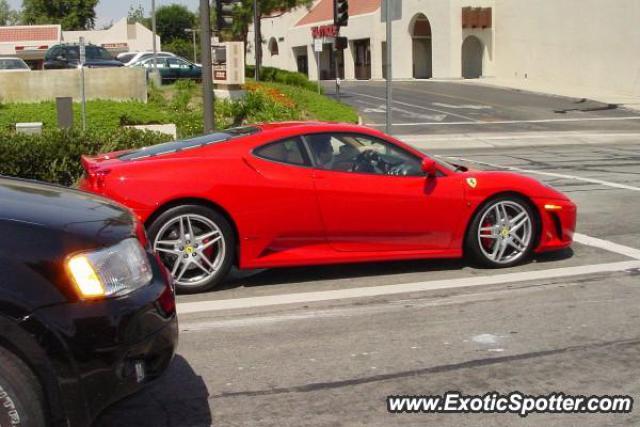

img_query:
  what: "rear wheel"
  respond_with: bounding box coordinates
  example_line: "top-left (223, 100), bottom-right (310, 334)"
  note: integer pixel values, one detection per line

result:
top-left (0, 347), bottom-right (46, 427)
top-left (466, 196), bottom-right (538, 268)
top-left (148, 205), bottom-right (235, 294)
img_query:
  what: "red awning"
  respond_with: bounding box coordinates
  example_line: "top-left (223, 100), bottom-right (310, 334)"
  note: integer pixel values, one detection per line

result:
top-left (0, 26), bottom-right (60, 43)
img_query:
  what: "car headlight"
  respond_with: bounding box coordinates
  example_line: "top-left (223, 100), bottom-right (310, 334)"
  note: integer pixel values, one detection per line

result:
top-left (67, 238), bottom-right (153, 299)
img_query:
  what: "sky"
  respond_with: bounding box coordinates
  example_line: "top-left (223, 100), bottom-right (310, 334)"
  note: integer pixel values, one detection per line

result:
top-left (6, 0), bottom-right (201, 27)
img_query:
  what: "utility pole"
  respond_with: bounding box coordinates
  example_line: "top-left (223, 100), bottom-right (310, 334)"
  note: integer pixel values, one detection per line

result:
top-left (151, 0), bottom-right (157, 70)
top-left (385, 0), bottom-right (392, 135)
top-left (201, 0), bottom-right (215, 133)
top-left (253, 0), bottom-right (261, 81)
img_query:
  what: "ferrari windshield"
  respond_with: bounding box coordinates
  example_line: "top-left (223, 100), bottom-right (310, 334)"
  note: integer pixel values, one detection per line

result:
top-left (119, 126), bottom-right (260, 161)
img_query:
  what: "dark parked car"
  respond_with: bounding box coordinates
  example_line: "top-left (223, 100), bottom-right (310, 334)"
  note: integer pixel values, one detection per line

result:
top-left (43, 44), bottom-right (124, 69)
top-left (0, 177), bottom-right (177, 427)
top-left (135, 56), bottom-right (202, 83)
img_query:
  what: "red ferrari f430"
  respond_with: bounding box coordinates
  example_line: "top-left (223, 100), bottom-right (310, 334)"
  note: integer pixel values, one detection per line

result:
top-left (79, 122), bottom-right (577, 293)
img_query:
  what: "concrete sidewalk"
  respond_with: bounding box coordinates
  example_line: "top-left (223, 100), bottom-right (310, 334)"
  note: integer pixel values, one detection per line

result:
top-left (398, 130), bottom-right (640, 150)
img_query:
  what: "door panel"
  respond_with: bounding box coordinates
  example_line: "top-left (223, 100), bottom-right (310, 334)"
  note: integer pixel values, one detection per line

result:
top-left (243, 138), bottom-right (324, 259)
top-left (314, 170), bottom-right (465, 252)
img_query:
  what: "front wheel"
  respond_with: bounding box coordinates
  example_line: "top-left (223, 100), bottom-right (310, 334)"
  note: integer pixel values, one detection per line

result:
top-left (466, 196), bottom-right (538, 268)
top-left (148, 205), bottom-right (235, 294)
top-left (0, 347), bottom-right (46, 427)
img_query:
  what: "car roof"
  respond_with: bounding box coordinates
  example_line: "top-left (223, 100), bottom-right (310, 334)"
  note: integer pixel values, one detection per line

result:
top-left (254, 121), bottom-right (380, 137)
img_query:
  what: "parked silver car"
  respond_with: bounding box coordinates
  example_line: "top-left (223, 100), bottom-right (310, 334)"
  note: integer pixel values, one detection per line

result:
top-left (0, 57), bottom-right (30, 72)
top-left (117, 51), bottom-right (176, 67)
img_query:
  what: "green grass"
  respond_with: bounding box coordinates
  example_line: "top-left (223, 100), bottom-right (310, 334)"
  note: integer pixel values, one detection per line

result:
top-left (261, 81), bottom-right (359, 123)
top-left (0, 100), bottom-right (171, 132)
top-left (0, 79), bottom-right (359, 140)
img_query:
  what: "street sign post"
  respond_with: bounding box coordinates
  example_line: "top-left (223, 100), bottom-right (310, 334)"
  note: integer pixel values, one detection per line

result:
top-left (314, 39), bottom-right (322, 94)
top-left (381, 0), bottom-right (402, 22)
top-left (79, 36), bottom-right (87, 131)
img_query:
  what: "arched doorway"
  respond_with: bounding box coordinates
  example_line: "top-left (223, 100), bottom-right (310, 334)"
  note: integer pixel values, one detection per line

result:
top-left (410, 14), bottom-right (432, 79)
top-left (268, 38), bottom-right (279, 56)
top-left (462, 36), bottom-right (483, 78)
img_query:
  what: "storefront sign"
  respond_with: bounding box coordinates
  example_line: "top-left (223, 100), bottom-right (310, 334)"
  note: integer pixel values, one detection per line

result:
top-left (311, 25), bottom-right (337, 39)
top-left (102, 43), bottom-right (129, 49)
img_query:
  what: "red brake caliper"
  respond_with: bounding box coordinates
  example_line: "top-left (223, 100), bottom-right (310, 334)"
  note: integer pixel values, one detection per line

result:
top-left (481, 217), bottom-right (495, 251)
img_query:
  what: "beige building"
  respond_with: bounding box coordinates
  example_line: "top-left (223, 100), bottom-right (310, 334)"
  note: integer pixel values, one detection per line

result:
top-left (251, 0), bottom-right (640, 98)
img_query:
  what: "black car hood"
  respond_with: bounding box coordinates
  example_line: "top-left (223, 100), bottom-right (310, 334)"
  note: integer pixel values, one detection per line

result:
top-left (0, 177), bottom-right (133, 247)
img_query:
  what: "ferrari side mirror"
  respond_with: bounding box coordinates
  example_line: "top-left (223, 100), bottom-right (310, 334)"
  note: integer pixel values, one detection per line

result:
top-left (421, 158), bottom-right (438, 178)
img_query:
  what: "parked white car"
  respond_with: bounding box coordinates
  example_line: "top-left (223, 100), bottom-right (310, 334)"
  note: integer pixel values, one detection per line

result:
top-left (117, 51), bottom-right (176, 67)
top-left (0, 57), bottom-right (30, 72)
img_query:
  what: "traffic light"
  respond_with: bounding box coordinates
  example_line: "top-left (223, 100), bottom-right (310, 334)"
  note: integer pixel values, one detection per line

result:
top-left (216, 0), bottom-right (240, 30)
top-left (334, 0), bottom-right (349, 27)
top-left (335, 36), bottom-right (348, 50)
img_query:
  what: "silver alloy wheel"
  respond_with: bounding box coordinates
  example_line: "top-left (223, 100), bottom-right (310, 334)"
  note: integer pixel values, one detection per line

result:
top-left (153, 214), bottom-right (226, 287)
top-left (477, 200), bottom-right (532, 265)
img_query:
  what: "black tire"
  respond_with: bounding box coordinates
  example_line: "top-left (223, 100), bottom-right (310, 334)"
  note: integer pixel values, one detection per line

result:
top-left (148, 204), bottom-right (235, 294)
top-left (0, 347), bottom-right (46, 427)
top-left (465, 195), bottom-right (538, 268)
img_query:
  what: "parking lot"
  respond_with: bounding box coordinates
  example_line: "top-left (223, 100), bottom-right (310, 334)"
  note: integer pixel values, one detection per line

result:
top-left (331, 80), bottom-right (640, 135)
top-left (96, 82), bottom-right (640, 426)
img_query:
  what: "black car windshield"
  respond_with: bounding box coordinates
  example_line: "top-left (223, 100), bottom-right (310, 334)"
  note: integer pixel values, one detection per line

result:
top-left (86, 46), bottom-right (113, 60)
top-left (119, 126), bottom-right (261, 161)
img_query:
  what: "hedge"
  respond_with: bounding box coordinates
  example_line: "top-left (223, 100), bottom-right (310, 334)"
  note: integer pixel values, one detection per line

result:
top-left (0, 128), bottom-right (171, 186)
top-left (246, 65), bottom-right (320, 92)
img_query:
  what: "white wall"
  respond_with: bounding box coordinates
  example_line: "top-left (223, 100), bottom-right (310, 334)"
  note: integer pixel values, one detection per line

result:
top-left (494, 0), bottom-right (640, 97)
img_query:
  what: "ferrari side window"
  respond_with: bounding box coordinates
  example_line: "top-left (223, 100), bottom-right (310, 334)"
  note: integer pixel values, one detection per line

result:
top-left (254, 137), bottom-right (309, 166)
top-left (306, 133), bottom-right (423, 177)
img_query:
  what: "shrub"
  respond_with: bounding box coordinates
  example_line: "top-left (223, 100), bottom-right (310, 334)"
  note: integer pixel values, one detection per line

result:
top-left (246, 65), bottom-right (319, 92)
top-left (256, 82), bottom-right (358, 123)
top-left (0, 128), bottom-right (171, 186)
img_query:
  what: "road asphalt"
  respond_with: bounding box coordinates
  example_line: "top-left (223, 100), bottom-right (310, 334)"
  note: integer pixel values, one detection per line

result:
top-left (96, 82), bottom-right (640, 427)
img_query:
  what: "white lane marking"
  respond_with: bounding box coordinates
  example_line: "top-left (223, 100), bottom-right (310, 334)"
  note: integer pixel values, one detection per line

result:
top-left (444, 156), bottom-right (640, 192)
top-left (176, 260), bottom-right (640, 315)
top-left (366, 116), bottom-right (640, 127)
top-left (574, 233), bottom-right (640, 260)
top-left (346, 91), bottom-right (478, 122)
top-left (399, 131), bottom-right (640, 142)
top-left (432, 102), bottom-right (492, 110)
top-left (364, 104), bottom-right (447, 122)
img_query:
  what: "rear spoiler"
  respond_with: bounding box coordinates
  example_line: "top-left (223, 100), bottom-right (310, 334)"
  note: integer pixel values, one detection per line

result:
top-left (81, 155), bottom-right (112, 192)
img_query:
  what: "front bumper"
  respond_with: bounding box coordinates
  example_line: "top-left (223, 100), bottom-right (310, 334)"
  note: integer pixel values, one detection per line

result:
top-left (533, 198), bottom-right (577, 253)
top-left (31, 253), bottom-right (178, 427)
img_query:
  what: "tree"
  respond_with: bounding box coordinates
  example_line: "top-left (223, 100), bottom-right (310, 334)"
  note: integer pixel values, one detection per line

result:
top-left (127, 3), bottom-right (147, 25)
top-left (21, 0), bottom-right (99, 30)
top-left (0, 0), bottom-right (19, 26)
top-left (155, 4), bottom-right (196, 43)
top-left (164, 38), bottom-right (194, 62)
top-left (229, 0), bottom-right (312, 74)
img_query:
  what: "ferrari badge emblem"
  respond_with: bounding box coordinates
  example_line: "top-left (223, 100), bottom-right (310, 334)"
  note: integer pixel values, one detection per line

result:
top-left (466, 177), bottom-right (478, 189)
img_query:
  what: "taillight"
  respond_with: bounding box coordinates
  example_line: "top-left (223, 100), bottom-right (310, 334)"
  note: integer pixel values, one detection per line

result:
top-left (92, 169), bottom-right (111, 191)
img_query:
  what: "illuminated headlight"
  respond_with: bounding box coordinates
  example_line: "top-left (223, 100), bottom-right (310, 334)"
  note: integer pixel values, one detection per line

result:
top-left (67, 238), bottom-right (153, 299)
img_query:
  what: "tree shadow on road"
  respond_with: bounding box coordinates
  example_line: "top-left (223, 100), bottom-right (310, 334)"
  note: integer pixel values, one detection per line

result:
top-left (94, 355), bottom-right (212, 427)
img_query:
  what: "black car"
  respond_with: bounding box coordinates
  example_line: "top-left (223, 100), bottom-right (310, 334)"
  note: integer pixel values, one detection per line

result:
top-left (0, 177), bottom-right (178, 427)
top-left (43, 44), bottom-right (124, 69)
